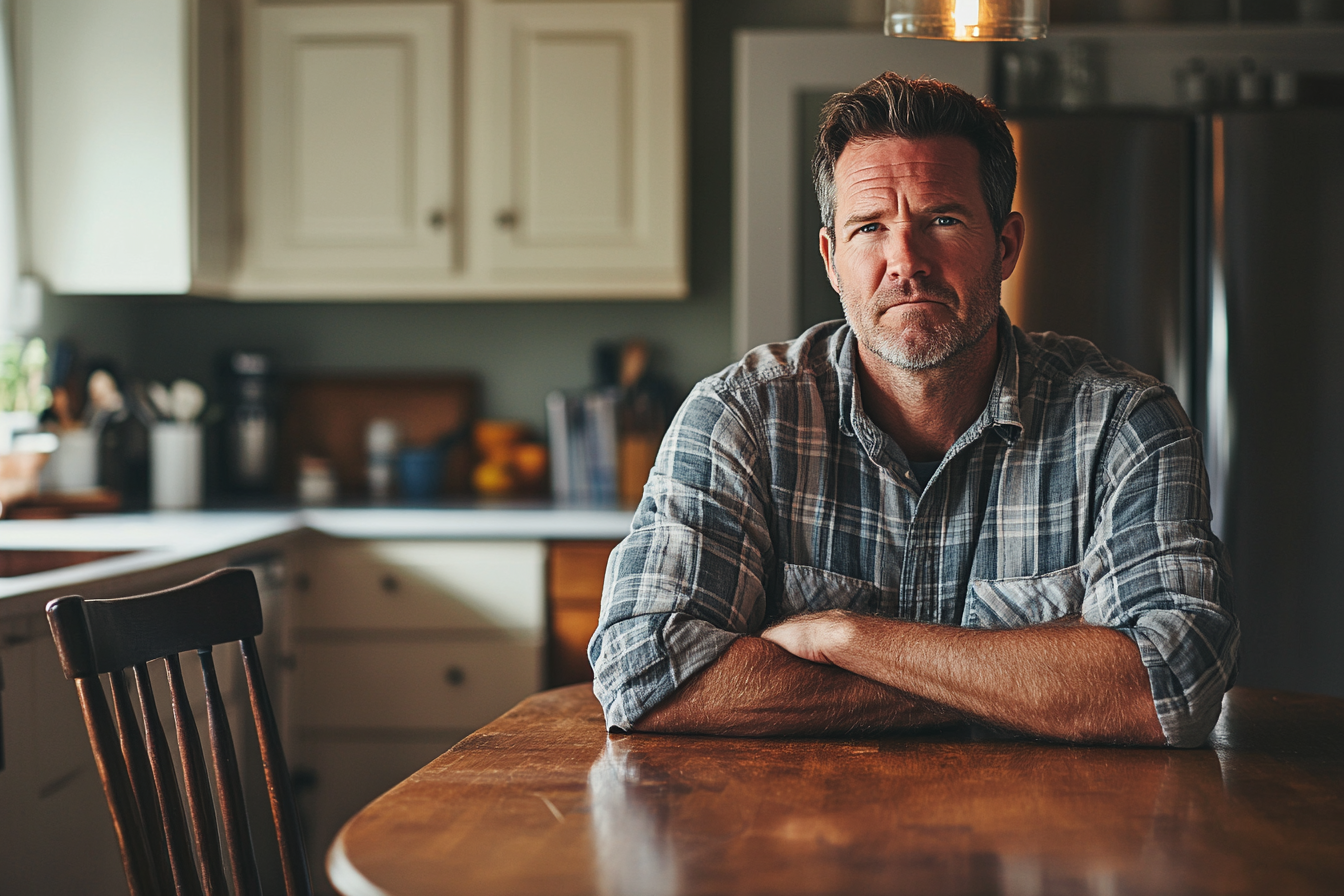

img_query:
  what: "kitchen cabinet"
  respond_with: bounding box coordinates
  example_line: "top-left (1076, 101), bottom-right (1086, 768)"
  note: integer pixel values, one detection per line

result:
top-left (287, 536), bottom-right (546, 894)
top-left (235, 0), bottom-right (685, 300)
top-left (0, 551), bottom-right (288, 896)
top-left (0, 614), bottom-right (125, 894)
top-left (470, 1), bottom-right (686, 296)
top-left (238, 3), bottom-right (457, 286)
top-left (15, 0), bottom-right (238, 296)
top-left (547, 539), bottom-right (618, 686)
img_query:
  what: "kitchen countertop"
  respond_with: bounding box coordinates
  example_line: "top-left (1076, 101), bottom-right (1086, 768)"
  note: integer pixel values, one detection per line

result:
top-left (0, 505), bottom-right (635, 604)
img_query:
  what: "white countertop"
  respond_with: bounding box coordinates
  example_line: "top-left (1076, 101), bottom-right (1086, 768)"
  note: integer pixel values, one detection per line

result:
top-left (0, 506), bottom-right (635, 603)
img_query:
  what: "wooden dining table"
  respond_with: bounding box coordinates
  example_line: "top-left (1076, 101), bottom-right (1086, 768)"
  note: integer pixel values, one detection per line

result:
top-left (327, 684), bottom-right (1344, 896)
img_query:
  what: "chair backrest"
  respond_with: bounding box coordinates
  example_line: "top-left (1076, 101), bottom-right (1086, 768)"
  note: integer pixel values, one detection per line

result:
top-left (46, 567), bottom-right (311, 896)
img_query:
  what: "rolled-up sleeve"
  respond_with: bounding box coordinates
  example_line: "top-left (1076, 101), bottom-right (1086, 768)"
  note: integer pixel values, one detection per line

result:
top-left (588, 382), bottom-right (775, 731)
top-left (1082, 388), bottom-right (1240, 748)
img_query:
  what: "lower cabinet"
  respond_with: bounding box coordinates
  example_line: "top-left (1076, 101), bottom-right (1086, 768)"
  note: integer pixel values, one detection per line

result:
top-left (287, 536), bottom-right (547, 894)
top-left (547, 540), bottom-right (620, 687)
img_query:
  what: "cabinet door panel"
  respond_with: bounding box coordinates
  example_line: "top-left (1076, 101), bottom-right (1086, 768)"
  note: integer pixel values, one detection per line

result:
top-left (250, 4), bottom-right (454, 275)
top-left (293, 639), bottom-right (541, 731)
top-left (476, 2), bottom-right (684, 286)
top-left (296, 540), bottom-right (546, 632)
top-left (522, 33), bottom-right (632, 241)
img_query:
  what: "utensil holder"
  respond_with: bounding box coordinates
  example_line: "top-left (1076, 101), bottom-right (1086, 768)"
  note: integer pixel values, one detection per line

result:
top-left (151, 422), bottom-right (202, 510)
top-left (46, 428), bottom-right (100, 492)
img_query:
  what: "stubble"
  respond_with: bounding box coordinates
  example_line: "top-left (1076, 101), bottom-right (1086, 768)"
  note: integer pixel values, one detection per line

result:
top-left (838, 254), bottom-right (1003, 371)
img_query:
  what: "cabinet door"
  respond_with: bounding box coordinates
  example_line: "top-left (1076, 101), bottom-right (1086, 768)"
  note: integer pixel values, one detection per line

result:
top-left (473, 1), bottom-right (685, 294)
top-left (548, 540), bottom-right (618, 687)
top-left (247, 4), bottom-right (455, 278)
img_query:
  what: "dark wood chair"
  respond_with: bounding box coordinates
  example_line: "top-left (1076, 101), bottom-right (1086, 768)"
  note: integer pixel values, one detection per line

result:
top-left (46, 567), bottom-right (311, 896)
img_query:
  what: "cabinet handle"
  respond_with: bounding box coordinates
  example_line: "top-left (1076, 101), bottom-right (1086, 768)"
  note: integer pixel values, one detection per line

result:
top-left (380, 574), bottom-right (399, 594)
top-left (444, 666), bottom-right (466, 687)
top-left (495, 209), bottom-right (518, 230)
top-left (428, 209), bottom-right (448, 230)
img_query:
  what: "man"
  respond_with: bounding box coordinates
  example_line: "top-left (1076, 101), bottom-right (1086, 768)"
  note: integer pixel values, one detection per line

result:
top-left (589, 74), bottom-right (1237, 748)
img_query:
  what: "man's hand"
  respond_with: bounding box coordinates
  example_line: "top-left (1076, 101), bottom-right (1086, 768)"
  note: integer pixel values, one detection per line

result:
top-left (759, 613), bottom-right (848, 665)
top-left (762, 610), bottom-right (1166, 746)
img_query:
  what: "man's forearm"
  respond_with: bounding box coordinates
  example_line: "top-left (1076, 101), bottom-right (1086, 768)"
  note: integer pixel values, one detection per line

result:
top-left (763, 612), bottom-right (1164, 745)
top-left (632, 636), bottom-right (959, 737)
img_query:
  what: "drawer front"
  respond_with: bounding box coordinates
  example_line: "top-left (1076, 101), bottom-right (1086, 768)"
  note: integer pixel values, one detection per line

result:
top-left (295, 540), bottom-right (546, 631)
top-left (293, 638), bottom-right (542, 731)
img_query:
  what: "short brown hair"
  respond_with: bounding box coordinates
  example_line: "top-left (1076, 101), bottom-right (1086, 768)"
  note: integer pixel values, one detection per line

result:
top-left (812, 73), bottom-right (1016, 238)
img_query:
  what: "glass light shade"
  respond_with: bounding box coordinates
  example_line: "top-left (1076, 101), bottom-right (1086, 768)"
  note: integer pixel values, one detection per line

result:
top-left (885, 0), bottom-right (1048, 40)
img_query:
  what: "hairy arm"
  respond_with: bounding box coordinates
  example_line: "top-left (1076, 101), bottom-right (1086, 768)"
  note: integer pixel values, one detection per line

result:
top-left (632, 635), bottom-right (960, 737)
top-left (762, 611), bottom-right (1164, 745)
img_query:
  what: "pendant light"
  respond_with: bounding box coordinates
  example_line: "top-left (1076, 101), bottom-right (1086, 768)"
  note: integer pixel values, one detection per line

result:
top-left (885, 0), bottom-right (1048, 40)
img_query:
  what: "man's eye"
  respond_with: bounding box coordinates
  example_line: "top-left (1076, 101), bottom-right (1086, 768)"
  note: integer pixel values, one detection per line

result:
top-left (857, 223), bottom-right (880, 233)
top-left (932, 216), bottom-right (959, 226)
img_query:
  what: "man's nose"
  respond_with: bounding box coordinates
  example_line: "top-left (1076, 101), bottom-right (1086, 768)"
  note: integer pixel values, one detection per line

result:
top-left (885, 226), bottom-right (931, 281)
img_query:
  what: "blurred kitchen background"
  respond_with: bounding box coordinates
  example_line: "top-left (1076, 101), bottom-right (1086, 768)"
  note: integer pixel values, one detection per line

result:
top-left (1, 0), bottom-right (1342, 695)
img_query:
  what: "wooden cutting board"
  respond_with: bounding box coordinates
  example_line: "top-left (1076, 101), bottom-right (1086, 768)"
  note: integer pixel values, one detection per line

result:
top-left (278, 374), bottom-right (478, 499)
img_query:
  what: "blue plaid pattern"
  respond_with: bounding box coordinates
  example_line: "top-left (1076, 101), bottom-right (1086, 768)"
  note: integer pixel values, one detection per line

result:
top-left (590, 313), bottom-right (1239, 747)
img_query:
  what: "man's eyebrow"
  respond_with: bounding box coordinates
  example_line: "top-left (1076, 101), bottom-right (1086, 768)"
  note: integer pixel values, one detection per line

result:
top-left (840, 210), bottom-right (885, 229)
top-left (841, 201), bottom-right (979, 230)
top-left (921, 201), bottom-right (976, 217)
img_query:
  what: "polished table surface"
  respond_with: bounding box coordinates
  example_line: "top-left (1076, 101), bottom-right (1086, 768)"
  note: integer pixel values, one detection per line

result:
top-left (328, 685), bottom-right (1344, 896)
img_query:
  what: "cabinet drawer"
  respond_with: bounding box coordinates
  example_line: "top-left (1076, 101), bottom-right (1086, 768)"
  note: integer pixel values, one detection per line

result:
top-left (294, 540), bottom-right (546, 632)
top-left (293, 638), bottom-right (541, 731)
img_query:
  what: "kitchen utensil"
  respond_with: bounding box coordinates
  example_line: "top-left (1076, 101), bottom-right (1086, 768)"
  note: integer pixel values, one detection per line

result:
top-left (86, 370), bottom-right (128, 439)
top-left (169, 379), bottom-right (205, 423)
top-left (146, 381), bottom-right (173, 420)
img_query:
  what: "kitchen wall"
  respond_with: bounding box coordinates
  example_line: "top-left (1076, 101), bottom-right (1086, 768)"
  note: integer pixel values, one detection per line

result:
top-left (35, 1), bottom-right (866, 431)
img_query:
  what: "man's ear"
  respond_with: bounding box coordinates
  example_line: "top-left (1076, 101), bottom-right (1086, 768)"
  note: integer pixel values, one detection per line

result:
top-left (820, 227), bottom-right (840, 293)
top-left (998, 211), bottom-right (1025, 280)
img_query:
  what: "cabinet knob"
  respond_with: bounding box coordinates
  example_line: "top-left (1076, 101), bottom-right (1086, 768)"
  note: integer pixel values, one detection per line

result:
top-left (495, 209), bottom-right (518, 230)
top-left (380, 574), bottom-right (399, 594)
top-left (444, 666), bottom-right (466, 687)
top-left (428, 209), bottom-right (448, 230)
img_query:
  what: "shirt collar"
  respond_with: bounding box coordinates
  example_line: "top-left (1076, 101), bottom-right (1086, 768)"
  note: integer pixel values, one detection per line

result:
top-left (833, 309), bottom-right (1024, 445)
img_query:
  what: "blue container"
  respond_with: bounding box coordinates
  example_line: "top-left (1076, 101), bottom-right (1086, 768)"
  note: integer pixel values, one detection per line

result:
top-left (398, 447), bottom-right (443, 500)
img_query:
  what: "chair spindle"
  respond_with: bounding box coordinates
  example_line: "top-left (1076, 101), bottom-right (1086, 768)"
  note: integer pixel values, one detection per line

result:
top-left (133, 662), bottom-right (206, 896)
top-left (242, 636), bottom-right (312, 896)
top-left (165, 653), bottom-right (231, 896)
top-left (199, 646), bottom-right (264, 896)
top-left (109, 668), bottom-right (176, 891)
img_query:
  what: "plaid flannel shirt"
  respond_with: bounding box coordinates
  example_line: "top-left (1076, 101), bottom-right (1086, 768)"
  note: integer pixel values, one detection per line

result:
top-left (590, 313), bottom-right (1239, 747)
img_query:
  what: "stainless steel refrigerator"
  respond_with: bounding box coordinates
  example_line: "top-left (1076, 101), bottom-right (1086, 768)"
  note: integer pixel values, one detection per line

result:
top-left (797, 108), bottom-right (1344, 698)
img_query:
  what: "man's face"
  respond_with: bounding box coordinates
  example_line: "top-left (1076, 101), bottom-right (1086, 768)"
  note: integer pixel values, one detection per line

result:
top-left (820, 135), bottom-right (1021, 371)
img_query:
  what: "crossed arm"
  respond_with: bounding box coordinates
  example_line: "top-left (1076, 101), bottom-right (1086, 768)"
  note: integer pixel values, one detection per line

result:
top-left (635, 612), bottom-right (1166, 746)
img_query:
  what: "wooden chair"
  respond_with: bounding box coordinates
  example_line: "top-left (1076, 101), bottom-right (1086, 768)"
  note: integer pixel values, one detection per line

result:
top-left (46, 567), bottom-right (311, 896)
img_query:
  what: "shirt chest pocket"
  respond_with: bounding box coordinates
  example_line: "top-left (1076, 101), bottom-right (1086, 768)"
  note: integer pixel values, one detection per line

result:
top-left (965, 564), bottom-right (1086, 629)
top-left (777, 562), bottom-right (890, 620)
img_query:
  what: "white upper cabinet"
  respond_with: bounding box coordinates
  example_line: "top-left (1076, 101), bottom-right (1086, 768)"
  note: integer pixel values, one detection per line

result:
top-left (237, 4), bottom-right (456, 291)
top-left (17, 0), bottom-right (236, 296)
top-left (238, 0), bottom-right (685, 300)
top-left (471, 2), bottom-right (685, 297)
top-left (16, 0), bottom-right (685, 300)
